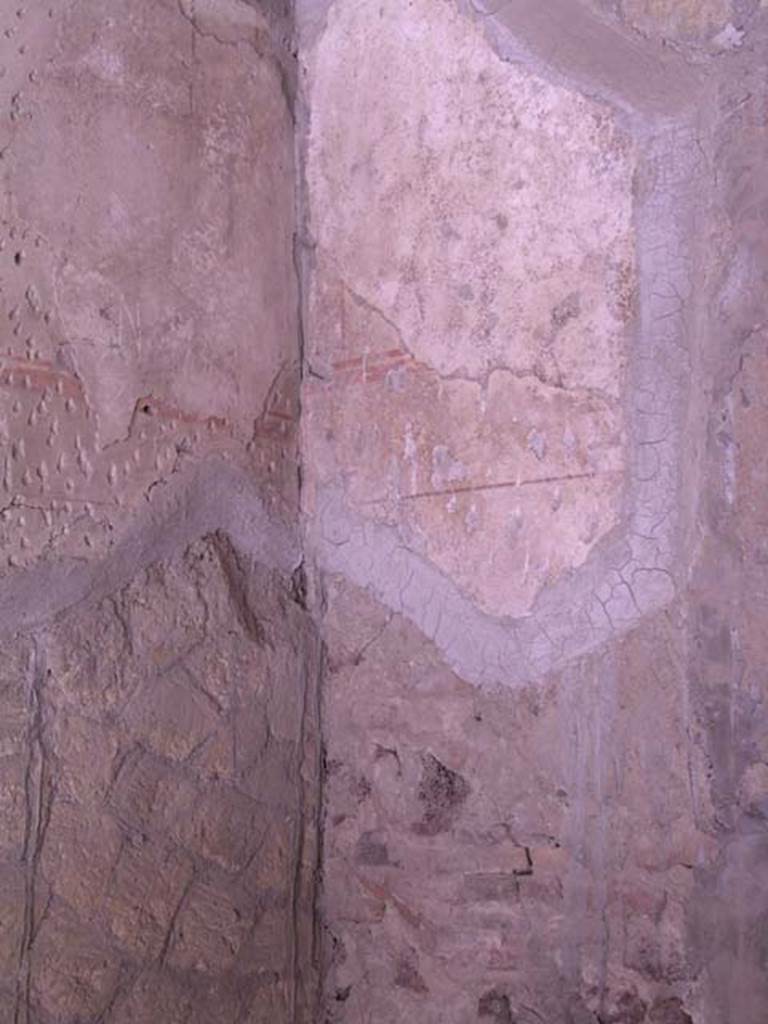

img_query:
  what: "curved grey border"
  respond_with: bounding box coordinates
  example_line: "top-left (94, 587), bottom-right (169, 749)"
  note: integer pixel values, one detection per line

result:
top-left (0, 457), bottom-right (301, 635)
top-left (306, 0), bottom-right (712, 688)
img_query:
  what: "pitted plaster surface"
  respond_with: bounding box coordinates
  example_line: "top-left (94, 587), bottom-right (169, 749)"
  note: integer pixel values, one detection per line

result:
top-left (0, 0), bottom-right (299, 575)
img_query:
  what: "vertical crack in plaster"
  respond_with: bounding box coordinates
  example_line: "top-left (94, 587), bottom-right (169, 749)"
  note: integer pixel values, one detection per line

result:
top-left (15, 639), bottom-right (52, 1024)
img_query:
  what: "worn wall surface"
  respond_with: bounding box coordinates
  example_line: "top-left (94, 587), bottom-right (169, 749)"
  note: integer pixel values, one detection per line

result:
top-left (0, 1), bottom-right (766, 1023)
top-left (303, 0), bottom-right (634, 623)
top-left (297, 1), bottom-right (768, 1022)
top-left (0, 0), bottom-right (300, 577)
top-left (299, 0), bottom-right (704, 692)
top-left (0, 2), bottom-right (319, 1023)
top-left (1, 536), bottom-right (319, 1023)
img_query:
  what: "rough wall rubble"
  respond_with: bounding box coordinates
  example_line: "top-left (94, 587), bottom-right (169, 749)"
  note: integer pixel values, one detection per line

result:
top-left (0, 534), bottom-right (320, 1023)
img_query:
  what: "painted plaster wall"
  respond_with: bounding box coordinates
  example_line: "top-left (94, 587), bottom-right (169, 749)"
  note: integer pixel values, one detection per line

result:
top-left (0, 0), bottom-right (300, 575)
top-left (0, 1), bottom-right (765, 1023)
top-left (297, 1), bottom-right (768, 1022)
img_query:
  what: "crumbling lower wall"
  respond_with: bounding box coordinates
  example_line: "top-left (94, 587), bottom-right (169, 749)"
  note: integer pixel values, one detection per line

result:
top-left (0, 530), bottom-right (320, 1024)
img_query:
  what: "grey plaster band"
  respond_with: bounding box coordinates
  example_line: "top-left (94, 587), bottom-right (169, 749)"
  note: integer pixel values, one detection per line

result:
top-left (307, 2), bottom-right (710, 689)
top-left (0, 458), bottom-right (301, 636)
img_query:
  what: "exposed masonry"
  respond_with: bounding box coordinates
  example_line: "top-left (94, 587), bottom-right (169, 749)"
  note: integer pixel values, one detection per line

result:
top-left (4, 535), bottom-right (320, 1024)
top-left (297, 4), bottom-right (768, 1024)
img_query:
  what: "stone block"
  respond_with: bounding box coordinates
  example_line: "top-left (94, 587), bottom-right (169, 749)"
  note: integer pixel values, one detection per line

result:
top-left (104, 838), bottom-right (194, 957)
top-left (0, 862), bottom-right (25, 979)
top-left (0, 756), bottom-right (27, 855)
top-left (108, 748), bottom-right (170, 831)
top-left (46, 599), bottom-right (139, 715)
top-left (48, 711), bottom-right (119, 804)
top-left (160, 781), bottom-right (270, 873)
top-left (0, 641), bottom-right (30, 759)
top-left (109, 969), bottom-right (197, 1024)
top-left (166, 880), bottom-right (253, 974)
top-left (124, 668), bottom-right (222, 763)
top-left (30, 905), bottom-right (120, 1022)
top-left (40, 801), bottom-right (122, 918)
